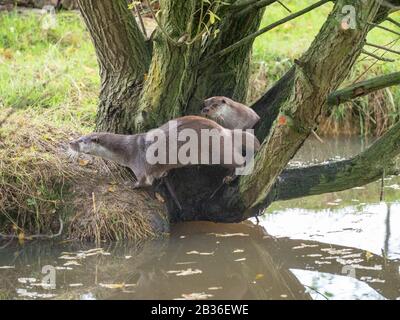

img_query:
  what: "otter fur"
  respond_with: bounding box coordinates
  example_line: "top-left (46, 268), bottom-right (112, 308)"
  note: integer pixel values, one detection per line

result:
top-left (201, 96), bottom-right (260, 130)
top-left (69, 116), bottom-right (260, 189)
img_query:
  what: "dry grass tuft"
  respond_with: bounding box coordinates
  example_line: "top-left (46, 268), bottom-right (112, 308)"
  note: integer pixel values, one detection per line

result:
top-left (0, 108), bottom-right (168, 242)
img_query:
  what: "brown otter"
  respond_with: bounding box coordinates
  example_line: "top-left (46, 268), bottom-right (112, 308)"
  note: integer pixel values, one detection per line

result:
top-left (201, 96), bottom-right (260, 130)
top-left (69, 116), bottom-right (260, 189)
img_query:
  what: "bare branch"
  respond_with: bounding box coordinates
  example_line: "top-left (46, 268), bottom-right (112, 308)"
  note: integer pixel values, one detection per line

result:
top-left (277, 1), bottom-right (292, 13)
top-left (236, 0), bottom-right (277, 17)
top-left (198, 0), bottom-right (330, 68)
top-left (365, 41), bottom-right (400, 55)
top-left (386, 16), bottom-right (400, 28)
top-left (274, 120), bottom-right (400, 201)
top-left (134, 3), bottom-right (147, 38)
top-left (0, 216), bottom-right (64, 240)
top-left (327, 72), bottom-right (400, 106)
top-left (361, 49), bottom-right (395, 62)
top-left (368, 21), bottom-right (400, 36)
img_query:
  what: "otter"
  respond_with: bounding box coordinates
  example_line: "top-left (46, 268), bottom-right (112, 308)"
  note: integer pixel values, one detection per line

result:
top-left (201, 96), bottom-right (260, 130)
top-left (69, 116), bottom-right (260, 190)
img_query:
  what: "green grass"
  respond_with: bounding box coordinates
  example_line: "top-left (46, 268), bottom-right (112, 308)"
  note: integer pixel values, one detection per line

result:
top-left (0, 10), bottom-right (98, 130)
top-left (0, 3), bottom-right (399, 134)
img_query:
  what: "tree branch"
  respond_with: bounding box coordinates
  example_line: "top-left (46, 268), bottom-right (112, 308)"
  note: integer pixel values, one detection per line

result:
top-left (361, 49), bottom-right (396, 62)
top-left (238, 0), bottom-right (382, 212)
top-left (274, 119), bottom-right (400, 201)
top-left (198, 0), bottom-right (330, 68)
top-left (327, 72), bottom-right (400, 106)
top-left (235, 0), bottom-right (277, 17)
top-left (386, 16), bottom-right (400, 28)
top-left (365, 42), bottom-right (400, 55)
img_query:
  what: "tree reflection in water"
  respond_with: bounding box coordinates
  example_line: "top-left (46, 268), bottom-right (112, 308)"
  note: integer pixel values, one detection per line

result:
top-left (0, 221), bottom-right (399, 300)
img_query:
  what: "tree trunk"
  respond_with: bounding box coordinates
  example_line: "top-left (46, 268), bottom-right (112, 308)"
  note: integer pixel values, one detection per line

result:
top-left (77, 0), bottom-right (150, 133)
top-left (75, 0), bottom-right (400, 237)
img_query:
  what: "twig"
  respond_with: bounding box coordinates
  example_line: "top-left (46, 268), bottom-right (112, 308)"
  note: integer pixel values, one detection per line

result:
top-left (361, 49), bottom-right (395, 62)
top-left (0, 216), bottom-right (63, 240)
top-left (236, 0), bottom-right (277, 17)
top-left (365, 42), bottom-right (400, 55)
top-left (368, 22), bottom-right (400, 36)
top-left (277, 0), bottom-right (291, 13)
top-left (327, 72), bottom-right (400, 106)
top-left (311, 129), bottom-right (324, 144)
top-left (386, 17), bottom-right (400, 29)
top-left (198, 0), bottom-right (330, 68)
top-left (134, 2), bottom-right (147, 38)
top-left (144, 0), bottom-right (177, 45)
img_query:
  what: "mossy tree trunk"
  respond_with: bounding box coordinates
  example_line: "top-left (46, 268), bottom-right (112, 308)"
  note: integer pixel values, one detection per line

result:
top-left (76, 0), bottom-right (400, 228)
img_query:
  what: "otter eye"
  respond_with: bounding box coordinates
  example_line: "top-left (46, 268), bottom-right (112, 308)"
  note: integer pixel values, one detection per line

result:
top-left (91, 137), bottom-right (99, 143)
top-left (221, 99), bottom-right (226, 104)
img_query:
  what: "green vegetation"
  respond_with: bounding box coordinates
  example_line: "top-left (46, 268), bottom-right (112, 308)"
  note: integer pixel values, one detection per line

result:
top-left (0, 10), bottom-right (98, 130)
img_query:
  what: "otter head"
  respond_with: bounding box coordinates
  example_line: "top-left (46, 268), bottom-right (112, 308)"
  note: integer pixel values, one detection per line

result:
top-left (69, 133), bottom-right (103, 155)
top-left (201, 96), bottom-right (231, 119)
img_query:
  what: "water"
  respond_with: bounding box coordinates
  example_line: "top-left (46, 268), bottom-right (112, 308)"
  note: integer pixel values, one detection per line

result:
top-left (0, 136), bottom-right (399, 300)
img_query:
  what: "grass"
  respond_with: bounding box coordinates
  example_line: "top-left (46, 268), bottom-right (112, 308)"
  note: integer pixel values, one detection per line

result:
top-left (0, 10), bottom-right (98, 129)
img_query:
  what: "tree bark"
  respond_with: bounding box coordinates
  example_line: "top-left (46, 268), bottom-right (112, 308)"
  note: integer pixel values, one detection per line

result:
top-left (77, 0), bottom-right (150, 133)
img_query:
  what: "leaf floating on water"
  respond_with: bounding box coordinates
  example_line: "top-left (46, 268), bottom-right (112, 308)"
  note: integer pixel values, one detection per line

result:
top-left (255, 274), bottom-right (264, 280)
top-left (208, 287), bottom-right (223, 291)
top-left (186, 251), bottom-right (214, 256)
top-left (209, 233), bottom-right (249, 238)
top-left (59, 248), bottom-right (110, 260)
top-left (233, 249), bottom-right (244, 253)
top-left (18, 277), bottom-right (37, 284)
top-left (17, 288), bottom-right (56, 299)
top-left (0, 266), bottom-right (15, 269)
top-left (234, 258), bottom-right (246, 262)
top-left (125, 255), bottom-right (132, 259)
top-left (167, 268), bottom-right (202, 276)
top-left (69, 283), bottom-right (83, 287)
top-left (63, 260), bottom-right (81, 266)
top-left (55, 266), bottom-right (73, 270)
top-left (99, 283), bottom-right (136, 289)
top-left (99, 283), bottom-right (124, 289)
top-left (179, 292), bottom-right (213, 300)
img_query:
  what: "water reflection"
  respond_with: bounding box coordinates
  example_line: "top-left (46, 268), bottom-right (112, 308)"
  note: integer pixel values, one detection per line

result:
top-left (0, 221), bottom-right (399, 300)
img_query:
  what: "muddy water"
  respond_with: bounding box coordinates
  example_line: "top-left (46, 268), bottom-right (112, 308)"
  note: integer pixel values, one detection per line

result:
top-left (0, 136), bottom-right (399, 300)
